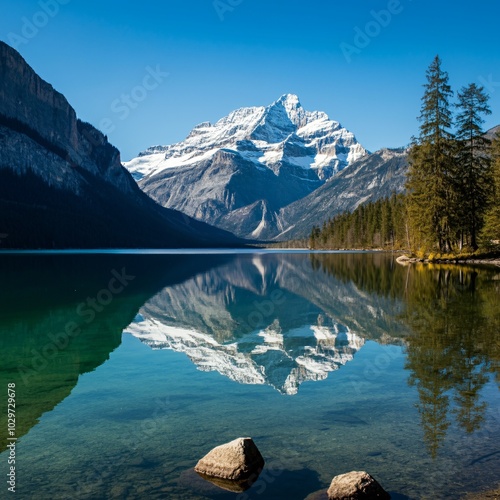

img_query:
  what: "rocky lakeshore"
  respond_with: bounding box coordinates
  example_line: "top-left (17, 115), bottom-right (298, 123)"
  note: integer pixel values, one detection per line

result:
top-left (464, 486), bottom-right (500, 499)
top-left (396, 254), bottom-right (500, 267)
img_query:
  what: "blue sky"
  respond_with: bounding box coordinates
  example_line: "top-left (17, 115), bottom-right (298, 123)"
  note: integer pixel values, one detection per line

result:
top-left (1, 0), bottom-right (499, 160)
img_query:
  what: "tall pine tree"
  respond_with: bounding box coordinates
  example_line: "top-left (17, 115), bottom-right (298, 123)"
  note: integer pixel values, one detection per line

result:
top-left (407, 56), bottom-right (456, 252)
top-left (480, 132), bottom-right (500, 246)
top-left (454, 83), bottom-right (492, 250)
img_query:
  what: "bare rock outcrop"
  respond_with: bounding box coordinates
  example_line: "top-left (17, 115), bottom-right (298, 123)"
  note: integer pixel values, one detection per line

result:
top-left (0, 40), bottom-right (135, 194)
top-left (327, 471), bottom-right (390, 500)
top-left (194, 437), bottom-right (264, 491)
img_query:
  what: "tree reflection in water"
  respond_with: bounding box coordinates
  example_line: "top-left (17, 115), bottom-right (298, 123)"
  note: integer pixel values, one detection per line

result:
top-left (403, 264), bottom-right (499, 457)
top-left (312, 254), bottom-right (500, 458)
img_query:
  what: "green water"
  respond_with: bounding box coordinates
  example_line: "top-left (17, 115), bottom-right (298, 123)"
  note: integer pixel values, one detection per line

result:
top-left (0, 252), bottom-right (499, 499)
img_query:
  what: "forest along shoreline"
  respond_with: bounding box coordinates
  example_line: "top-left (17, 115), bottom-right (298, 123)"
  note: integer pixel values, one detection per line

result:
top-left (309, 57), bottom-right (500, 261)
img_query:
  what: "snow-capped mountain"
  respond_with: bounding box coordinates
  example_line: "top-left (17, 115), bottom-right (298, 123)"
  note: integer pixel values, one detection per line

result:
top-left (126, 94), bottom-right (366, 181)
top-left (124, 94), bottom-right (368, 240)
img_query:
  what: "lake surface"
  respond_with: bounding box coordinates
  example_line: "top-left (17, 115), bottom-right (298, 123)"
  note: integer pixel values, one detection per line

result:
top-left (0, 252), bottom-right (499, 499)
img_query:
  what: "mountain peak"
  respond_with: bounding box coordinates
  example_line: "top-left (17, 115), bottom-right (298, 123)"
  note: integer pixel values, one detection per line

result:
top-left (124, 97), bottom-right (369, 239)
top-left (278, 92), bottom-right (299, 101)
top-left (271, 94), bottom-right (302, 111)
top-left (125, 94), bottom-right (367, 182)
top-left (265, 93), bottom-right (304, 129)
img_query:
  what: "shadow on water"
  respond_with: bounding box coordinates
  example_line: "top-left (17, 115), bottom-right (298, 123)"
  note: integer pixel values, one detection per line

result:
top-left (181, 465), bottom-right (323, 500)
top-left (322, 409), bottom-right (369, 426)
top-left (0, 253), bottom-right (232, 451)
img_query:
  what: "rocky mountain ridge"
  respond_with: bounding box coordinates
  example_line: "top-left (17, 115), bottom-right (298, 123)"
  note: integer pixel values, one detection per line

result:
top-left (277, 147), bottom-right (409, 240)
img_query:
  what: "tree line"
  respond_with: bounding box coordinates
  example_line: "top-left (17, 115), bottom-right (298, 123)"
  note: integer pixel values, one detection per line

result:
top-left (311, 56), bottom-right (500, 254)
top-left (310, 193), bottom-right (408, 249)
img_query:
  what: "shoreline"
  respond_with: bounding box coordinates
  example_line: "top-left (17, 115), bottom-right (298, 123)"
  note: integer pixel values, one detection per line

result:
top-left (396, 254), bottom-right (500, 267)
top-left (464, 486), bottom-right (500, 499)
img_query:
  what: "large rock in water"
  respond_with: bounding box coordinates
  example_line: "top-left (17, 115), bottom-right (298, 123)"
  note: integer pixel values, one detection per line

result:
top-left (194, 437), bottom-right (265, 484)
top-left (327, 471), bottom-right (390, 499)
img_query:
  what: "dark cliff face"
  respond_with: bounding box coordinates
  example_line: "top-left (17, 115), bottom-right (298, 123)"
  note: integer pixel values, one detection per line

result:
top-left (0, 41), bottom-right (78, 151)
top-left (0, 41), bottom-right (135, 194)
top-left (0, 42), bottom-right (239, 248)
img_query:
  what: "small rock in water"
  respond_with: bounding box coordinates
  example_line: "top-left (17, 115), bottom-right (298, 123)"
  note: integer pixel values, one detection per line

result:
top-left (327, 471), bottom-right (390, 499)
top-left (194, 437), bottom-right (265, 491)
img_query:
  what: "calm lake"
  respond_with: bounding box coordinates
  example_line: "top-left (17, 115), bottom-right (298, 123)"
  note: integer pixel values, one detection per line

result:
top-left (0, 251), bottom-right (499, 499)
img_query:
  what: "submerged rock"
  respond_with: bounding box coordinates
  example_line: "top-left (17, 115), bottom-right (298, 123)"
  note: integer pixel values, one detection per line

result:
top-left (395, 254), bottom-right (411, 265)
top-left (180, 467), bottom-right (256, 494)
top-left (304, 489), bottom-right (329, 500)
top-left (194, 473), bottom-right (258, 493)
top-left (327, 471), bottom-right (390, 499)
top-left (194, 437), bottom-right (265, 490)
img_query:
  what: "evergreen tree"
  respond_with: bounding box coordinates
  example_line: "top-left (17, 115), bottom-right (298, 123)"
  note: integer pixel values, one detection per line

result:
top-left (309, 225), bottom-right (321, 249)
top-left (454, 84), bottom-right (492, 249)
top-left (481, 132), bottom-right (500, 246)
top-left (407, 56), bottom-right (456, 252)
top-left (308, 194), bottom-right (407, 250)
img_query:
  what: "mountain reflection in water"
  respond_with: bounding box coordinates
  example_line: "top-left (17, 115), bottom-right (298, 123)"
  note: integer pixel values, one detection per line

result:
top-left (126, 253), bottom-right (405, 395)
top-left (126, 253), bottom-right (500, 457)
top-left (0, 251), bottom-right (498, 466)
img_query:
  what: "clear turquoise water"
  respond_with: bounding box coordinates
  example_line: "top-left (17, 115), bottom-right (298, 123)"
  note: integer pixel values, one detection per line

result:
top-left (0, 252), bottom-right (499, 499)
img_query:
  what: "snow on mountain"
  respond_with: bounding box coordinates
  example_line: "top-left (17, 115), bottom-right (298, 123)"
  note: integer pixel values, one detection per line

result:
top-left (124, 94), bottom-right (367, 181)
top-left (123, 95), bottom-right (368, 240)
